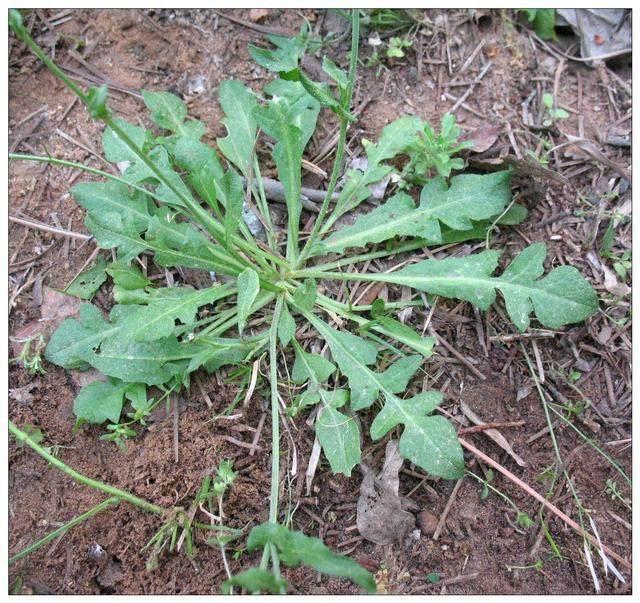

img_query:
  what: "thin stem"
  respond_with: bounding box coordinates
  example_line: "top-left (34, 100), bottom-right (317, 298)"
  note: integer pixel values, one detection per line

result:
top-left (259, 295), bottom-right (285, 574)
top-left (299, 238), bottom-right (431, 273)
top-left (268, 296), bottom-right (284, 524)
top-left (9, 497), bottom-right (120, 565)
top-left (9, 422), bottom-right (163, 515)
top-left (296, 10), bottom-right (360, 267)
top-left (253, 156), bottom-right (277, 249)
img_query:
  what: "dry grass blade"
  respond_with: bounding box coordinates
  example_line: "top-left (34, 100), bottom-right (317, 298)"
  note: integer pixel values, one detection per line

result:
top-left (459, 400), bottom-right (526, 467)
top-left (459, 438), bottom-right (631, 572)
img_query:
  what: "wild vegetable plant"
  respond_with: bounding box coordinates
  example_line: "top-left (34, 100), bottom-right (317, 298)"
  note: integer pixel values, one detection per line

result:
top-left (9, 9), bottom-right (599, 594)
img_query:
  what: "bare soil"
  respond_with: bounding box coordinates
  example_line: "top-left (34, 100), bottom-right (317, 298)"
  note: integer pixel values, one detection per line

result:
top-left (9, 9), bottom-right (632, 594)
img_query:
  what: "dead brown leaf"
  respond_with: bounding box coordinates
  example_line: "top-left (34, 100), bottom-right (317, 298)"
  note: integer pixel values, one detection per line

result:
top-left (356, 441), bottom-right (415, 544)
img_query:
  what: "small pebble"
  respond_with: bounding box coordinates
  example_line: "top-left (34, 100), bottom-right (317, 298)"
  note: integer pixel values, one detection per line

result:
top-left (417, 510), bottom-right (439, 535)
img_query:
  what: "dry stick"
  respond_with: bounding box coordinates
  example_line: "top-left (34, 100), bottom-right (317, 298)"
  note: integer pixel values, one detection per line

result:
top-left (429, 329), bottom-right (486, 381)
top-left (459, 438), bottom-right (631, 571)
top-left (13, 104), bottom-right (48, 128)
top-left (173, 396), bottom-right (180, 464)
top-left (450, 61), bottom-right (492, 113)
top-left (458, 420), bottom-right (525, 435)
top-left (432, 477), bottom-right (464, 540)
top-left (211, 8), bottom-right (289, 36)
top-left (9, 215), bottom-right (91, 240)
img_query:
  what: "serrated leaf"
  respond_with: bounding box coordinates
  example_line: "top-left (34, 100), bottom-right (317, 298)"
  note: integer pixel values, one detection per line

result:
top-left (498, 203), bottom-right (528, 225)
top-left (263, 79), bottom-right (320, 148)
top-left (292, 348), bottom-right (336, 384)
top-left (246, 523), bottom-right (376, 593)
top-left (306, 314), bottom-right (421, 411)
top-left (73, 379), bottom-right (125, 425)
top-left (124, 382), bottom-right (149, 412)
top-left (89, 331), bottom-right (189, 385)
top-left (217, 81), bottom-right (258, 178)
top-left (188, 337), bottom-right (260, 374)
top-left (277, 304), bottom-right (296, 346)
top-left (237, 268), bottom-right (260, 334)
top-left (46, 303), bottom-right (192, 385)
top-left (320, 116), bottom-right (423, 235)
top-left (45, 304), bottom-right (115, 370)
top-left (323, 171), bottom-right (511, 253)
top-left (303, 314), bottom-right (462, 478)
top-left (119, 284), bottom-right (233, 342)
top-left (103, 118), bottom-right (149, 164)
top-left (316, 400), bottom-right (361, 476)
top-left (370, 392), bottom-right (464, 479)
top-left (65, 258), bottom-right (107, 300)
top-left (222, 568), bottom-right (287, 595)
top-left (248, 27), bottom-right (308, 73)
top-left (352, 243), bottom-right (599, 331)
top-left (106, 260), bottom-right (150, 291)
top-left (72, 182), bottom-right (150, 260)
top-left (322, 56), bottom-right (348, 90)
top-left (173, 137), bottom-right (224, 212)
top-left (142, 90), bottom-right (203, 137)
top-left (218, 168), bottom-right (244, 244)
top-left (292, 279), bottom-right (317, 311)
top-left (146, 208), bottom-right (246, 276)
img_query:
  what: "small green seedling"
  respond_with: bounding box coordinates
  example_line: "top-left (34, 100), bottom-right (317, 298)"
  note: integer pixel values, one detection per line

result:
top-left (11, 335), bottom-right (46, 375)
top-left (402, 113), bottom-right (474, 181)
top-left (542, 92), bottom-right (569, 126)
top-left (9, 8), bottom-right (599, 594)
top-left (387, 36), bottom-right (413, 58)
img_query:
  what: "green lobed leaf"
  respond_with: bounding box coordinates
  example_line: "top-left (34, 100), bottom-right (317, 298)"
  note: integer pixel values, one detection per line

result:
top-left (316, 395), bottom-right (361, 476)
top-left (46, 303), bottom-right (193, 385)
top-left (173, 137), bottom-right (224, 213)
top-left (247, 523), bottom-right (376, 593)
top-left (72, 182), bottom-right (150, 261)
top-left (365, 316), bottom-right (435, 357)
top-left (322, 56), bottom-right (348, 91)
top-left (322, 171), bottom-right (512, 253)
top-left (218, 168), bottom-right (244, 245)
top-left (106, 260), bottom-right (150, 291)
top-left (292, 279), bottom-right (317, 311)
top-left (292, 347), bottom-right (336, 384)
top-left (45, 304), bottom-right (115, 370)
top-left (302, 314), bottom-right (463, 479)
top-left (222, 568), bottom-right (287, 595)
top-left (142, 90), bottom-right (204, 137)
top-left (236, 268), bottom-right (260, 335)
top-left (370, 390), bottom-right (464, 479)
top-left (277, 304), bottom-right (296, 347)
top-left (73, 379), bottom-right (126, 424)
top-left (217, 80), bottom-right (259, 178)
top-left (146, 207), bottom-right (246, 276)
top-left (65, 258), bottom-right (107, 300)
top-left (103, 118), bottom-right (149, 164)
top-left (118, 284), bottom-right (233, 342)
top-left (354, 243), bottom-right (599, 331)
top-left (248, 26), bottom-right (309, 73)
top-left (305, 314), bottom-right (421, 411)
top-left (263, 79), bottom-right (320, 148)
top-left (188, 337), bottom-right (262, 374)
top-left (319, 116), bottom-right (424, 236)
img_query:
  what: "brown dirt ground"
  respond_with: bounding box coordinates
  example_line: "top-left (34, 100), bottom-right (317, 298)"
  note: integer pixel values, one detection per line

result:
top-left (8, 8), bottom-right (632, 594)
